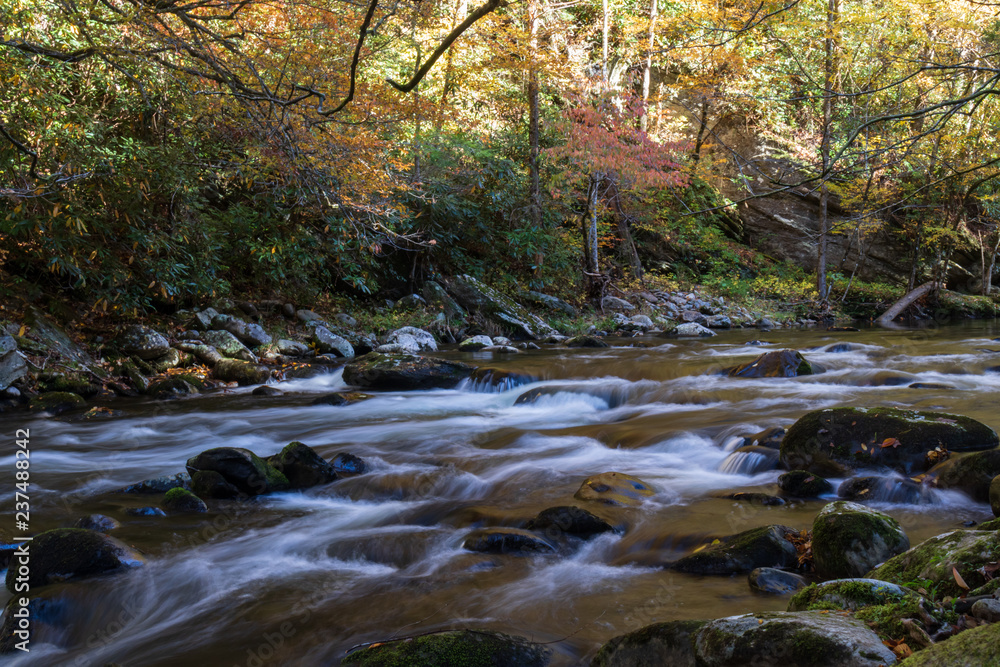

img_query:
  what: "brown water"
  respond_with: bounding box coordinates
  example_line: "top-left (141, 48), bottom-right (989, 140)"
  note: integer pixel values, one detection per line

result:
top-left (3, 321), bottom-right (1000, 666)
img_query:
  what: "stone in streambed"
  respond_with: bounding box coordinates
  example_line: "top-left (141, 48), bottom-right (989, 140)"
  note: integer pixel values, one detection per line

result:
top-left (838, 475), bottom-right (932, 504)
top-left (591, 619), bottom-right (705, 667)
top-left (574, 472), bottom-right (655, 507)
top-left (811, 501), bottom-right (909, 580)
top-left (191, 470), bottom-right (242, 500)
top-left (342, 353), bottom-right (474, 391)
top-left (125, 507), bottom-right (166, 517)
top-left (565, 335), bottom-right (609, 348)
top-left (748, 567), bottom-right (807, 594)
top-left (113, 472), bottom-right (190, 495)
top-left (276, 339), bottom-right (309, 357)
top-left (147, 375), bottom-right (201, 399)
top-left (311, 392), bottom-right (373, 406)
top-left (778, 470), bottom-right (833, 498)
top-left (251, 385), bottom-right (282, 397)
top-left (4, 528), bottom-right (143, 593)
top-left (266, 441), bottom-right (337, 489)
top-left (788, 578), bottom-right (921, 613)
top-left (73, 514), bottom-right (121, 533)
top-left (186, 447), bottom-right (289, 497)
top-left (332, 452), bottom-right (368, 475)
top-left (671, 525), bottom-right (799, 575)
top-left (718, 446), bottom-right (780, 474)
top-left (161, 487), bottom-right (208, 514)
top-left (524, 506), bottom-right (617, 539)
top-left (458, 335), bottom-right (492, 351)
top-left (211, 359), bottom-right (270, 385)
top-left (117, 325), bottom-right (170, 360)
top-left (29, 391), bottom-right (85, 414)
top-left (728, 350), bottom-right (815, 377)
top-left (310, 326), bottom-right (355, 358)
top-left (462, 528), bottom-right (554, 555)
top-left (202, 330), bottom-right (256, 362)
top-left (992, 475), bottom-right (1000, 517)
top-left (933, 449), bottom-right (1000, 502)
top-left (341, 629), bottom-right (551, 666)
top-left (895, 619), bottom-right (1000, 666)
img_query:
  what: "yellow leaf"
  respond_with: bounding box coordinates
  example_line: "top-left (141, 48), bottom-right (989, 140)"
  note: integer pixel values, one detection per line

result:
top-left (271, 246), bottom-right (276, 254)
top-left (953, 567), bottom-right (970, 591)
top-left (18, 325), bottom-right (25, 337)
top-left (52, 205), bottom-right (60, 217)
top-left (148, 280), bottom-right (156, 288)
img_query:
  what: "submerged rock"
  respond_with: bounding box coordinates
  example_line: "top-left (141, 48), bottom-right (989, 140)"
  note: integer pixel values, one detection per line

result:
top-left (672, 525), bottom-right (799, 575)
top-left (591, 620), bottom-right (705, 667)
top-left (812, 501), bottom-right (909, 580)
top-left (838, 475), bottom-right (932, 504)
top-left (186, 447), bottom-right (289, 497)
top-left (125, 507), bottom-right (166, 517)
top-left (161, 487), bottom-right (208, 514)
top-left (462, 528), bottom-right (554, 555)
top-left (341, 629), bottom-right (551, 666)
top-left (779, 407), bottom-right (998, 476)
top-left (574, 472), bottom-right (655, 507)
top-left (778, 470), bottom-right (834, 498)
top-left (718, 446), bottom-right (780, 474)
top-left (525, 506), bottom-right (616, 539)
top-left (728, 350), bottom-right (815, 378)
top-left (4, 528), bottom-right (143, 592)
top-left (310, 391), bottom-right (373, 406)
top-left (332, 452), bottom-right (368, 475)
top-left (267, 441), bottom-right (337, 489)
top-left (748, 567), bottom-right (807, 594)
top-left (342, 353), bottom-right (474, 391)
top-left (73, 514), bottom-right (121, 533)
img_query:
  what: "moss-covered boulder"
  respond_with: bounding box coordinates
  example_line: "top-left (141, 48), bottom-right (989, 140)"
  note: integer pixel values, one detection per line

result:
top-left (728, 350), bottom-right (815, 377)
top-left (113, 472), bottom-right (190, 495)
top-left (574, 472), bottom-right (655, 507)
top-left (162, 487), bottom-right (208, 514)
top-left (202, 330), bottom-right (256, 362)
top-left (462, 528), bottom-right (555, 555)
top-left (992, 475), bottom-right (1000, 517)
top-left (191, 470), bottom-right (242, 500)
top-left (898, 619), bottom-right (1000, 666)
top-left (779, 470), bottom-right (834, 498)
top-left (117, 324), bottom-right (170, 360)
top-left (789, 578), bottom-right (919, 612)
top-left (147, 376), bottom-right (200, 399)
top-left (812, 501), bottom-right (909, 579)
top-left (266, 441), bottom-right (337, 489)
top-left (38, 372), bottom-right (100, 398)
top-left (672, 525), bottom-right (799, 575)
top-left (693, 611), bottom-right (896, 666)
top-left (443, 274), bottom-right (556, 340)
top-left (779, 407), bottom-right (998, 476)
top-left (342, 353), bottom-right (474, 390)
top-left (186, 447), bottom-right (289, 497)
top-left (933, 449), bottom-right (1000, 502)
top-left (148, 348), bottom-right (183, 373)
top-left (311, 325), bottom-right (355, 357)
top-left (211, 359), bottom-right (270, 385)
top-left (748, 567), bottom-right (808, 595)
top-left (866, 529), bottom-right (1000, 599)
top-left (29, 391), bottom-right (85, 414)
top-left (73, 514), bottom-right (121, 533)
top-left (4, 528), bottom-right (143, 593)
top-left (591, 619), bottom-right (705, 667)
top-left (525, 506), bottom-right (617, 539)
top-left (341, 629), bottom-right (550, 666)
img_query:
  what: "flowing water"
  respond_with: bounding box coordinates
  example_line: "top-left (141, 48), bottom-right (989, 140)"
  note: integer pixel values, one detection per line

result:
top-left (3, 322), bottom-right (1000, 666)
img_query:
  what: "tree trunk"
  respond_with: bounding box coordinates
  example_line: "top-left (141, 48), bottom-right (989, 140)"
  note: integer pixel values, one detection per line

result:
top-left (692, 96), bottom-right (710, 165)
top-left (876, 281), bottom-right (936, 326)
top-left (602, 0), bottom-right (610, 86)
top-left (817, 0), bottom-right (838, 303)
top-left (588, 173), bottom-right (601, 274)
top-left (528, 0), bottom-right (541, 229)
top-left (640, 0), bottom-right (657, 133)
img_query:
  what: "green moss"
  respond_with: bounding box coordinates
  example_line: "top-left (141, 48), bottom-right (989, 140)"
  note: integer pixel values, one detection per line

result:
top-left (341, 630), bottom-right (550, 667)
top-left (855, 599), bottom-right (928, 641)
top-left (789, 579), bottom-right (912, 612)
top-left (898, 620), bottom-right (1000, 666)
top-left (812, 502), bottom-right (908, 579)
top-left (591, 620), bottom-right (705, 667)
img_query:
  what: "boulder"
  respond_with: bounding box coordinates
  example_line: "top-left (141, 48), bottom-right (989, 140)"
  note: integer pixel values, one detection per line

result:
top-left (341, 629), bottom-right (550, 666)
top-left (462, 528), bottom-right (555, 555)
top-left (38, 371), bottom-right (100, 397)
top-left (693, 611), bottom-right (896, 666)
top-left (524, 506), bottom-right (617, 539)
top-left (707, 315), bottom-right (733, 329)
top-left (252, 385), bottom-right (283, 397)
top-left (393, 294), bottom-right (426, 310)
top-left (602, 296), bottom-right (635, 312)
top-left (186, 447), bottom-right (289, 497)
top-left (574, 472), bottom-right (655, 507)
top-left (670, 322), bottom-right (716, 337)
top-left (276, 339), bottom-right (309, 356)
top-left (147, 376), bottom-right (201, 399)
top-left (778, 470), bottom-right (834, 498)
top-left (748, 567), bottom-right (808, 594)
top-left (29, 391), bottom-right (85, 414)
top-left (342, 353), bottom-right (474, 390)
top-left (191, 470), bottom-right (242, 500)
top-left (933, 449), bottom-right (1000, 502)
top-left (992, 475), bottom-right (1000, 517)
top-left (73, 514), bottom-right (121, 533)
top-left (728, 350), bottom-right (815, 377)
top-left (788, 578), bottom-right (921, 613)
top-left (565, 335), bottom-right (610, 348)
top-left (384, 326), bottom-right (437, 353)
top-left (310, 392), bottom-right (373, 406)
top-left (296, 309), bottom-right (324, 324)
top-left (896, 622), bottom-right (1000, 667)
top-left (718, 446), bottom-right (780, 474)
top-left (628, 314), bottom-right (655, 331)
top-left (838, 475), bottom-right (932, 504)
top-left (174, 342), bottom-right (225, 367)
top-left (465, 368), bottom-right (536, 392)
top-left (190, 307), bottom-right (219, 329)
top-left (522, 291), bottom-right (578, 317)
top-left (0, 336), bottom-right (27, 390)
top-left (211, 359), bottom-right (270, 385)
top-left (202, 330), bottom-right (256, 362)
top-left (458, 335), bottom-right (493, 351)
top-left (267, 441), bottom-right (337, 489)
top-left (332, 452), bottom-right (368, 475)
top-left (117, 325), bottom-right (170, 360)
top-left (443, 274), bottom-right (556, 339)
top-left (680, 310), bottom-right (708, 326)
top-left (148, 348), bottom-right (183, 373)
top-left (310, 326), bottom-right (354, 358)
top-left (779, 407), bottom-right (998, 476)
top-left (971, 598), bottom-right (1000, 622)
top-left (591, 620), bottom-right (705, 667)
top-left (161, 487), bottom-right (208, 514)
top-left (4, 528), bottom-right (143, 592)
top-left (812, 501), bottom-right (909, 580)
top-left (24, 305), bottom-right (98, 368)
top-left (113, 472), bottom-right (190, 495)
top-left (422, 281), bottom-right (465, 319)
top-left (672, 525), bottom-right (799, 575)
top-left (866, 529), bottom-right (1000, 598)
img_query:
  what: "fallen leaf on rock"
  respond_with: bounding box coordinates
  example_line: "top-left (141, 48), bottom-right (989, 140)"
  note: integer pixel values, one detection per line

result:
top-left (953, 567), bottom-right (970, 591)
top-left (881, 437), bottom-right (902, 449)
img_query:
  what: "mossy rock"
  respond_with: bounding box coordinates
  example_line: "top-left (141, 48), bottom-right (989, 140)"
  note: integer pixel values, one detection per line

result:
top-left (462, 528), bottom-right (555, 555)
top-left (310, 392), bottom-right (373, 406)
top-left (342, 353), bottom-right (474, 390)
top-left (779, 407), bottom-right (998, 476)
top-left (812, 501), bottom-right (909, 580)
top-left (977, 517), bottom-right (1000, 531)
top-left (590, 619), bottom-right (705, 667)
top-left (525, 506), bottom-right (617, 540)
top-left (266, 441), bottom-right (337, 489)
top-left (991, 475), bottom-right (1000, 517)
top-left (672, 525), bottom-right (799, 575)
top-left (117, 324), bottom-right (170, 360)
top-left (113, 472), bottom-right (190, 495)
top-left (161, 487), bottom-right (208, 514)
top-left (779, 470), bottom-right (833, 498)
top-left (186, 447), bottom-right (289, 497)
top-left (341, 629), bottom-right (551, 666)
top-left (789, 578), bottom-right (918, 612)
top-left (38, 372), bottom-right (99, 398)
top-left (565, 335), bottom-right (610, 348)
top-left (202, 330), bottom-right (255, 361)
top-left (29, 391), bottom-right (85, 414)
top-left (191, 470), bottom-right (242, 500)
top-left (0, 595), bottom-right (69, 654)
top-left (728, 350), bottom-right (815, 377)
top-left (898, 619), bottom-right (1000, 666)
top-left (211, 359), bottom-right (270, 386)
top-left (3, 528), bottom-right (143, 593)
top-left (692, 611), bottom-right (897, 666)
top-left (112, 359), bottom-right (149, 393)
top-left (969, 577), bottom-right (1000, 596)
top-left (147, 376), bottom-right (200, 399)
top-left (148, 348), bottom-right (182, 373)
top-left (866, 529), bottom-right (1000, 599)
top-left (933, 449), bottom-right (1000, 502)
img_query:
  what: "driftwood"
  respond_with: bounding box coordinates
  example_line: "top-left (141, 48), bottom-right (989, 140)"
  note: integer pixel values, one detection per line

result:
top-left (875, 281), bottom-right (937, 326)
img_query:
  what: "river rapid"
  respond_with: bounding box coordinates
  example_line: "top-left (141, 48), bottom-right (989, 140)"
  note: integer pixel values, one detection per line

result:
top-left (2, 322), bottom-right (1000, 665)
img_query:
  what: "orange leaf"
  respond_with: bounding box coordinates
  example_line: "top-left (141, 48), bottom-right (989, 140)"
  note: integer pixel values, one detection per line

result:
top-left (953, 567), bottom-right (970, 591)
top-left (881, 437), bottom-right (902, 449)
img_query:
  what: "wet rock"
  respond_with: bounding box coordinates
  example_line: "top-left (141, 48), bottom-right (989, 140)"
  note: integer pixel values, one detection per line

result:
top-left (565, 335), bottom-right (610, 348)
top-left (383, 326), bottom-right (437, 354)
top-left (748, 567), bottom-right (807, 594)
top-left (779, 407), bottom-right (998, 476)
top-left (462, 528), bottom-right (555, 555)
top-left (992, 475), bottom-right (1000, 517)
top-left (707, 315), bottom-right (732, 329)
top-left (202, 330), bottom-right (256, 362)
top-left (332, 452), bottom-right (368, 475)
top-left (458, 335), bottom-right (492, 351)
top-left (117, 325), bottom-right (170, 360)
top-left (296, 309), bottom-right (324, 324)
top-left (728, 350), bottom-right (815, 377)
top-left (524, 506), bottom-right (617, 539)
top-left (465, 368), bottom-right (535, 392)
top-left (342, 353), bottom-right (474, 391)
top-left (933, 449), bottom-right (1000, 502)
top-left (444, 274), bottom-right (556, 339)
top-left (522, 291), bottom-right (578, 317)
top-left (73, 514), bottom-right (121, 533)
top-left (341, 629), bottom-right (551, 666)
top-left (908, 382), bottom-right (954, 390)
top-left (148, 348), bottom-right (182, 373)
top-left (574, 472), bottom-right (655, 507)
top-left (591, 619), bottom-right (704, 667)
top-left (190, 307), bottom-right (219, 329)
top-left (718, 446), bottom-right (780, 474)
top-left (113, 472), bottom-right (190, 495)
top-left (191, 470), bottom-right (242, 500)
top-left (779, 470), bottom-right (834, 498)
top-left (738, 426), bottom-right (786, 449)
top-left (251, 385), bottom-right (282, 397)
top-left (788, 578), bottom-right (921, 612)
top-left (0, 594), bottom-right (69, 654)
top-left (310, 392), bottom-right (373, 406)
top-left (38, 371), bottom-right (100, 398)
top-left (812, 501), bottom-right (909, 580)
top-left (482, 345), bottom-right (519, 354)
top-left (29, 391), bottom-right (85, 414)
top-left (671, 525), bottom-right (799, 575)
top-left (125, 507), bottom-right (166, 517)
top-left (838, 475), bottom-right (932, 504)
top-left (267, 441), bottom-right (337, 489)
top-left (161, 487), bottom-right (208, 514)
top-left (310, 326), bottom-right (354, 358)
top-left (669, 322), bottom-right (716, 337)
top-left (276, 339), bottom-right (309, 356)
top-left (693, 611), bottom-right (896, 667)
top-left (186, 447), bottom-right (289, 497)
top-left (867, 529), bottom-right (1000, 598)
top-left (147, 376), bottom-right (201, 399)
top-left (4, 528), bottom-right (143, 593)
top-left (721, 492), bottom-right (785, 506)
top-left (0, 335), bottom-right (27, 391)
top-left (970, 598), bottom-right (1000, 622)
top-left (422, 281), bottom-right (465, 320)
top-left (174, 342), bottom-right (224, 367)
top-left (211, 359), bottom-right (270, 385)
top-left (826, 343), bottom-right (856, 353)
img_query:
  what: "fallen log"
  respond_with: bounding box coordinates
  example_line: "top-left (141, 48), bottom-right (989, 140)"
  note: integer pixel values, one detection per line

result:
top-left (875, 281), bottom-right (936, 326)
